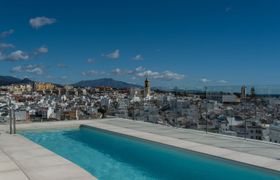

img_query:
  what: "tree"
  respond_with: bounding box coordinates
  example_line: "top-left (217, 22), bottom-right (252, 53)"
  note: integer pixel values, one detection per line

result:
top-left (98, 106), bottom-right (108, 118)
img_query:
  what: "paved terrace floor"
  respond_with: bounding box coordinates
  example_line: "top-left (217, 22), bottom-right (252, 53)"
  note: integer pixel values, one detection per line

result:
top-left (98, 118), bottom-right (280, 161)
top-left (1, 118), bottom-right (280, 178)
top-left (84, 118), bottom-right (280, 172)
top-left (0, 124), bottom-right (96, 180)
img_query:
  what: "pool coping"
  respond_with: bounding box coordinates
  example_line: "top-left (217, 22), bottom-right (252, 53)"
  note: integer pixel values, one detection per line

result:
top-left (80, 124), bottom-right (280, 176)
top-left (1, 119), bottom-right (280, 178)
top-left (80, 122), bottom-right (280, 174)
top-left (0, 124), bottom-right (97, 180)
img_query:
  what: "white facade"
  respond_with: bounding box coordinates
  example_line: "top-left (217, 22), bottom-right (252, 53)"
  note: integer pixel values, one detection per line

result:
top-left (101, 97), bottom-right (111, 108)
top-left (15, 111), bottom-right (27, 121)
top-left (47, 107), bottom-right (55, 119)
top-left (222, 94), bottom-right (240, 103)
top-left (269, 121), bottom-right (280, 143)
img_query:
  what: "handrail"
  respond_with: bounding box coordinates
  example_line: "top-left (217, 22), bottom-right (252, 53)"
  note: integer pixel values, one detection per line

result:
top-left (9, 108), bottom-right (12, 134)
top-left (13, 109), bottom-right (16, 134)
top-left (8, 98), bottom-right (16, 134)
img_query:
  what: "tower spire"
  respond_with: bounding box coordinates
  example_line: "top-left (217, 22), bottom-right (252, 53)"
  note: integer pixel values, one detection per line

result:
top-left (144, 77), bottom-right (151, 97)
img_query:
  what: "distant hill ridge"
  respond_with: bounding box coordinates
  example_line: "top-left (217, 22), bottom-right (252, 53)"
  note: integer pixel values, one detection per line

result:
top-left (0, 76), bottom-right (33, 86)
top-left (73, 78), bottom-right (142, 88)
top-left (0, 76), bottom-right (142, 89)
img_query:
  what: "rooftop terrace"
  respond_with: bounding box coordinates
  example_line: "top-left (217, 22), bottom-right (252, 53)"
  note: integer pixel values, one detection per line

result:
top-left (0, 118), bottom-right (280, 179)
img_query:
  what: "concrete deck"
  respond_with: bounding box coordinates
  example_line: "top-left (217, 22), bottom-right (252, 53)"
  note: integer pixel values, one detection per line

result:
top-left (1, 118), bottom-right (280, 179)
top-left (99, 118), bottom-right (280, 160)
top-left (0, 125), bottom-right (96, 180)
top-left (87, 118), bottom-right (280, 172)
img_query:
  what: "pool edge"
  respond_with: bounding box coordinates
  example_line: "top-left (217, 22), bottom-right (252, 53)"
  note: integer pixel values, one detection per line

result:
top-left (0, 132), bottom-right (97, 180)
top-left (4, 119), bottom-right (280, 177)
top-left (80, 123), bottom-right (280, 175)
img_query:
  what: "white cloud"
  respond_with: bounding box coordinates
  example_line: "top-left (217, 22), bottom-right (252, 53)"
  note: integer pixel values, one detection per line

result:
top-left (0, 29), bottom-right (14, 38)
top-left (107, 66), bottom-right (185, 81)
top-left (125, 67), bottom-right (145, 75)
top-left (200, 78), bottom-right (211, 83)
top-left (29, 17), bottom-right (56, 29)
top-left (37, 46), bottom-right (48, 53)
top-left (27, 67), bottom-right (43, 75)
top-left (132, 54), bottom-right (143, 61)
top-left (105, 49), bottom-right (120, 59)
top-left (80, 66), bottom-right (185, 81)
top-left (217, 80), bottom-right (228, 83)
top-left (11, 65), bottom-right (44, 75)
top-left (135, 66), bottom-right (145, 72)
top-left (86, 58), bottom-right (95, 64)
top-left (137, 70), bottom-right (185, 81)
top-left (30, 46), bottom-right (49, 57)
top-left (0, 43), bottom-right (14, 49)
top-left (0, 45), bottom-right (48, 61)
top-left (0, 52), bottom-right (5, 60)
top-left (160, 71), bottom-right (185, 80)
top-left (82, 70), bottom-right (99, 76)
top-left (112, 68), bottom-right (123, 75)
top-left (100, 71), bottom-right (108, 75)
top-left (60, 75), bottom-right (68, 80)
top-left (7, 50), bottom-right (29, 61)
top-left (10, 66), bottom-right (22, 73)
top-left (137, 70), bottom-right (160, 78)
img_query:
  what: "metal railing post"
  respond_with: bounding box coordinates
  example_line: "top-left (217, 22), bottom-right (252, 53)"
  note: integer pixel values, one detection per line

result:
top-left (13, 110), bottom-right (16, 134)
top-left (9, 108), bottom-right (12, 134)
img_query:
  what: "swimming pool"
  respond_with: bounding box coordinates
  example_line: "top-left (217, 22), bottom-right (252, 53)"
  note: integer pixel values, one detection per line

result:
top-left (21, 126), bottom-right (280, 180)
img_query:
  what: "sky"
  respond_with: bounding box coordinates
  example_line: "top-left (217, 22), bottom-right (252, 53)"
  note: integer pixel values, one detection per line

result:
top-left (1, 0), bottom-right (280, 89)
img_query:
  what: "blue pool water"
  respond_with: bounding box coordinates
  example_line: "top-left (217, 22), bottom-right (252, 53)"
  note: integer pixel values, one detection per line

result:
top-left (21, 126), bottom-right (280, 180)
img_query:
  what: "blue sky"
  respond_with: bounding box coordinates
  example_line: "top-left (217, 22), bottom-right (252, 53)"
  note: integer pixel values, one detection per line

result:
top-left (1, 0), bottom-right (280, 88)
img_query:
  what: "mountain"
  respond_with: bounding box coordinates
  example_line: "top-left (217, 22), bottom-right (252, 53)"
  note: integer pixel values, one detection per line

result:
top-left (20, 78), bottom-right (34, 84)
top-left (73, 78), bottom-right (142, 88)
top-left (0, 76), bottom-right (141, 89)
top-left (0, 76), bottom-right (33, 86)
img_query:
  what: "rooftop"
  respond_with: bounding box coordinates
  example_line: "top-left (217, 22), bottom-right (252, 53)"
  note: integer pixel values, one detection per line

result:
top-left (0, 118), bottom-right (280, 179)
top-left (0, 130), bottom-right (96, 180)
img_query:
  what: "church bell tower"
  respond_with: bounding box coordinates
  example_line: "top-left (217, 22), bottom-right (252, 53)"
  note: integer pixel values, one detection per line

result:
top-left (144, 78), bottom-right (151, 97)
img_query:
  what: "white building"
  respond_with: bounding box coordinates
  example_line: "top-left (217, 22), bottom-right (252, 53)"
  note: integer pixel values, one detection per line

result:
top-left (222, 94), bottom-right (240, 104)
top-left (15, 111), bottom-right (28, 121)
top-left (47, 107), bottom-right (55, 119)
top-left (101, 96), bottom-right (111, 108)
top-left (269, 121), bottom-right (280, 143)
